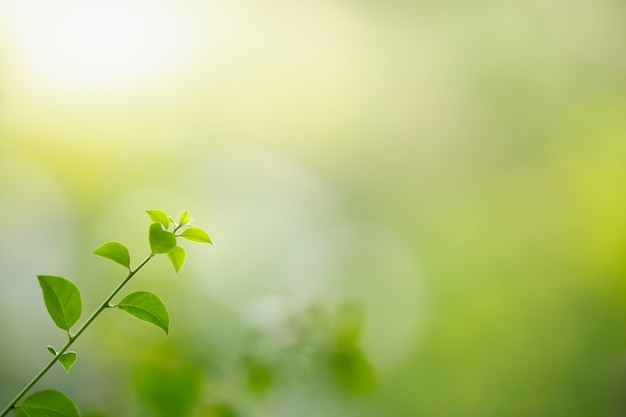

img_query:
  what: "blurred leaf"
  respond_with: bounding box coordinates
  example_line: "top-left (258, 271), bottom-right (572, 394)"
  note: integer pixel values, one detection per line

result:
top-left (332, 302), bottom-right (364, 349)
top-left (180, 227), bottom-right (212, 244)
top-left (166, 246), bottom-right (186, 273)
top-left (243, 356), bottom-right (273, 393)
top-left (15, 390), bottom-right (80, 417)
top-left (92, 242), bottom-right (130, 269)
top-left (47, 346), bottom-right (78, 373)
top-left (149, 223), bottom-right (176, 254)
top-left (146, 210), bottom-right (170, 228)
top-left (178, 210), bottom-right (192, 226)
top-left (134, 363), bottom-right (202, 417)
top-left (329, 346), bottom-right (376, 394)
top-left (37, 275), bottom-right (82, 331)
top-left (117, 291), bottom-right (169, 335)
top-left (198, 404), bottom-right (238, 417)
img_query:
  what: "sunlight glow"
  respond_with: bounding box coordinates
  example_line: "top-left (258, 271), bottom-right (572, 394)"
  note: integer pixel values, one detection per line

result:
top-left (5, 0), bottom-right (191, 91)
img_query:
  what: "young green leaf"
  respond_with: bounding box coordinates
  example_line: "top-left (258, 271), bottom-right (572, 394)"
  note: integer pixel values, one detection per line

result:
top-left (116, 291), bottom-right (170, 335)
top-left (178, 210), bottom-right (191, 226)
top-left (15, 389), bottom-right (80, 417)
top-left (180, 227), bottom-right (212, 244)
top-left (37, 276), bottom-right (82, 331)
top-left (166, 246), bottom-right (186, 273)
top-left (47, 345), bottom-right (56, 356)
top-left (92, 242), bottom-right (131, 269)
top-left (148, 223), bottom-right (176, 254)
top-left (146, 209), bottom-right (170, 228)
top-left (58, 352), bottom-right (78, 374)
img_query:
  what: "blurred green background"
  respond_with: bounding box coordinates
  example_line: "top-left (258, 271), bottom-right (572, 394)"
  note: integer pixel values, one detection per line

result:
top-left (2, 0), bottom-right (626, 416)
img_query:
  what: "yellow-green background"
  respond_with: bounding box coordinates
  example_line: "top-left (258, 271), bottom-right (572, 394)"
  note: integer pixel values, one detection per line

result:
top-left (1, 0), bottom-right (626, 416)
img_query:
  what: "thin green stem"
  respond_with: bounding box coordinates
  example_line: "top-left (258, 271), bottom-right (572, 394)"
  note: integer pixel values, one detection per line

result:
top-left (0, 254), bottom-right (154, 417)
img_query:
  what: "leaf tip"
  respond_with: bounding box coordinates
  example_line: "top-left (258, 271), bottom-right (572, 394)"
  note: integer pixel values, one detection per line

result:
top-left (167, 246), bottom-right (186, 273)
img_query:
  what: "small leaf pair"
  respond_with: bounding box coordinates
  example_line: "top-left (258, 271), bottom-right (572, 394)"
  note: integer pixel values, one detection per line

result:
top-left (39, 267), bottom-right (168, 339)
top-left (47, 346), bottom-right (77, 374)
top-left (146, 209), bottom-right (193, 229)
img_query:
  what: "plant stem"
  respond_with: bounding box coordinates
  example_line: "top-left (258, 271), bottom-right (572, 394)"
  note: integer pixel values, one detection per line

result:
top-left (0, 254), bottom-right (154, 417)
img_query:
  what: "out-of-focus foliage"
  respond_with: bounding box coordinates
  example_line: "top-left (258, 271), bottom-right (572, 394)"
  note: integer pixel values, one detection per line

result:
top-left (134, 362), bottom-right (203, 417)
top-left (328, 303), bottom-right (375, 394)
top-left (1, 0), bottom-right (626, 416)
top-left (242, 355), bottom-right (273, 394)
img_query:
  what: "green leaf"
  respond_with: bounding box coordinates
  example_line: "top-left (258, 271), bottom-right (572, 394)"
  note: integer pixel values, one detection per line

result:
top-left (180, 227), bottom-right (212, 244)
top-left (37, 276), bottom-right (82, 331)
top-left (332, 302), bottom-right (364, 349)
top-left (46, 346), bottom-right (77, 373)
top-left (15, 389), bottom-right (80, 417)
top-left (329, 346), bottom-right (376, 394)
top-left (117, 291), bottom-right (170, 335)
top-left (92, 242), bottom-right (131, 269)
top-left (166, 246), bottom-right (186, 273)
top-left (59, 352), bottom-right (77, 373)
top-left (134, 363), bottom-right (202, 417)
top-left (178, 210), bottom-right (191, 226)
top-left (146, 209), bottom-right (170, 228)
top-left (149, 223), bottom-right (176, 254)
top-left (243, 356), bottom-right (273, 393)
